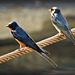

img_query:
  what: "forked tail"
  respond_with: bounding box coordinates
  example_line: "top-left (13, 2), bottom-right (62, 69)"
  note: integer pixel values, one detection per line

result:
top-left (40, 48), bottom-right (50, 55)
top-left (38, 52), bottom-right (58, 68)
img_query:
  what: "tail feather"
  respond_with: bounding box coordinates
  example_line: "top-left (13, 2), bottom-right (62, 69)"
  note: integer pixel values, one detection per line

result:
top-left (68, 36), bottom-right (75, 45)
top-left (72, 39), bottom-right (75, 45)
top-left (61, 29), bottom-right (75, 45)
top-left (40, 48), bottom-right (50, 55)
top-left (38, 52), bottom-right (58, 68)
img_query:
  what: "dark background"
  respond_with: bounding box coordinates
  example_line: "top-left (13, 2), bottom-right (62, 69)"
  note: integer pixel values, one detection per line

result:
top-left (0, 0), bottom-right (75, 75)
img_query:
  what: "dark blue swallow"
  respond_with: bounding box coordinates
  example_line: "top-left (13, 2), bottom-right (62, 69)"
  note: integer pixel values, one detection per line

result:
top-left (7, 21), bottom-right (58, 68)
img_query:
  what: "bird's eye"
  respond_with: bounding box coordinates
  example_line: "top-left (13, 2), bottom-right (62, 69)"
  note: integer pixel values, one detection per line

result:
top-left (55, 9), bottom-right (60, 13)
top-left (8, 24), bottom-right (13, 28)
top-left (51, 8), bottom-right (54, 11)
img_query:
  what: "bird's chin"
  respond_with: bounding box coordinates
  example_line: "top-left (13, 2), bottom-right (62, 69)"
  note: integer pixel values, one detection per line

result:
top-left (51, 13), bottom-right (53, 16)
top-left (6, 25), bottom-right (9, 27)
top-left (8, 27), bottom-right (13, 30)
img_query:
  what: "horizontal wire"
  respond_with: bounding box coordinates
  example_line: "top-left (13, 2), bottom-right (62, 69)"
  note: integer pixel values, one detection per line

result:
top-left (0, 28), bottom-right (75, 63)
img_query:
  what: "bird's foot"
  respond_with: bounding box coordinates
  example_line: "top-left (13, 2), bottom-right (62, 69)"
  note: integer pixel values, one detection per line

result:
top-left (57, 32), bottom-right (64, 38)
top-left (18, 48), bottom-right (23, 54)
top-left (20, 47), bottom-right (28, 53)
top-left (22, 47), bottom-right (26, 52)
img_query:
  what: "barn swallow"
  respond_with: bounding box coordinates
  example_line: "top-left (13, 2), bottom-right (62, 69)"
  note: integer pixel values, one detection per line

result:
top-left (49, 7), bottom-right (75, 45)
top-left (6, 21), bottom-right (58, 68)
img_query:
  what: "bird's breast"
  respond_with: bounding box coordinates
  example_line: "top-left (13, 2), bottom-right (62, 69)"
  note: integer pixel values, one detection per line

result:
top-left (15, 38), bottom-right (26, 48)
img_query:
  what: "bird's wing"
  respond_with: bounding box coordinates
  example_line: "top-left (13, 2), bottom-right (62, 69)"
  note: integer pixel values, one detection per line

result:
top-left (11, 27), bottom-right (37, 46)
top-left (11, 27), bottom-right (49, 54)
top-left (55, 14), bottom-right (72, 33)
top-left (55, 14), bottom-right (69, 30)
top-left (55, 15), bottom-right (75, 44)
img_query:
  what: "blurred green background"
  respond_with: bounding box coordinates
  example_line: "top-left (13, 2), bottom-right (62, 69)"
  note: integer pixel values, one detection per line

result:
top-left (0, 0), bottom-right (75, 75)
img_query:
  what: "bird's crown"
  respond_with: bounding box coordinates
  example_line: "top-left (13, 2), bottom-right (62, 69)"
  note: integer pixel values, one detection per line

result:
top-left (49, 7), bottom-right (60, 14)
top-left (7, 21), bottom-right (19, 30)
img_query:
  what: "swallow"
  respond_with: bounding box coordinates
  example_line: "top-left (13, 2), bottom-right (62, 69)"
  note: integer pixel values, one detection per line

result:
top-left (6, 21), bottom-right (58, 68)
top-left (49, 7), bottom-right (75, 45)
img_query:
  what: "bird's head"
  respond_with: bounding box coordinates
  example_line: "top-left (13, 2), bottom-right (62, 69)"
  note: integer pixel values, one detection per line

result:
top-left (6, 21), bottom-right (19, 30)
top-left (49, 7), bottom-right (60, 15)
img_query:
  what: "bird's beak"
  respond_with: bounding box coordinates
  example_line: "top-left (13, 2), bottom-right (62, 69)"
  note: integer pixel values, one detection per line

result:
top-left (6, 25), bottom-right (8, 27)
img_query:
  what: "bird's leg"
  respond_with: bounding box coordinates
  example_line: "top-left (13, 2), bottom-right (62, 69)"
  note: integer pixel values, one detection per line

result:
top-left (18, 44), bottom-right (27, 53)
top-left (18, 47), bottom-right (26, 53)
top-left (23, 46), bottom-right (33, 53)
top-left (22, 47), bottom-right (26, 52)
top-left (23, 46), bottom-right (31, 52)
top-left (18, 48), bottom-right (23, 54)
top-left (57, 32), bottom-right (64, 38)
top-left (18, 45), bottom-right (24, 53)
